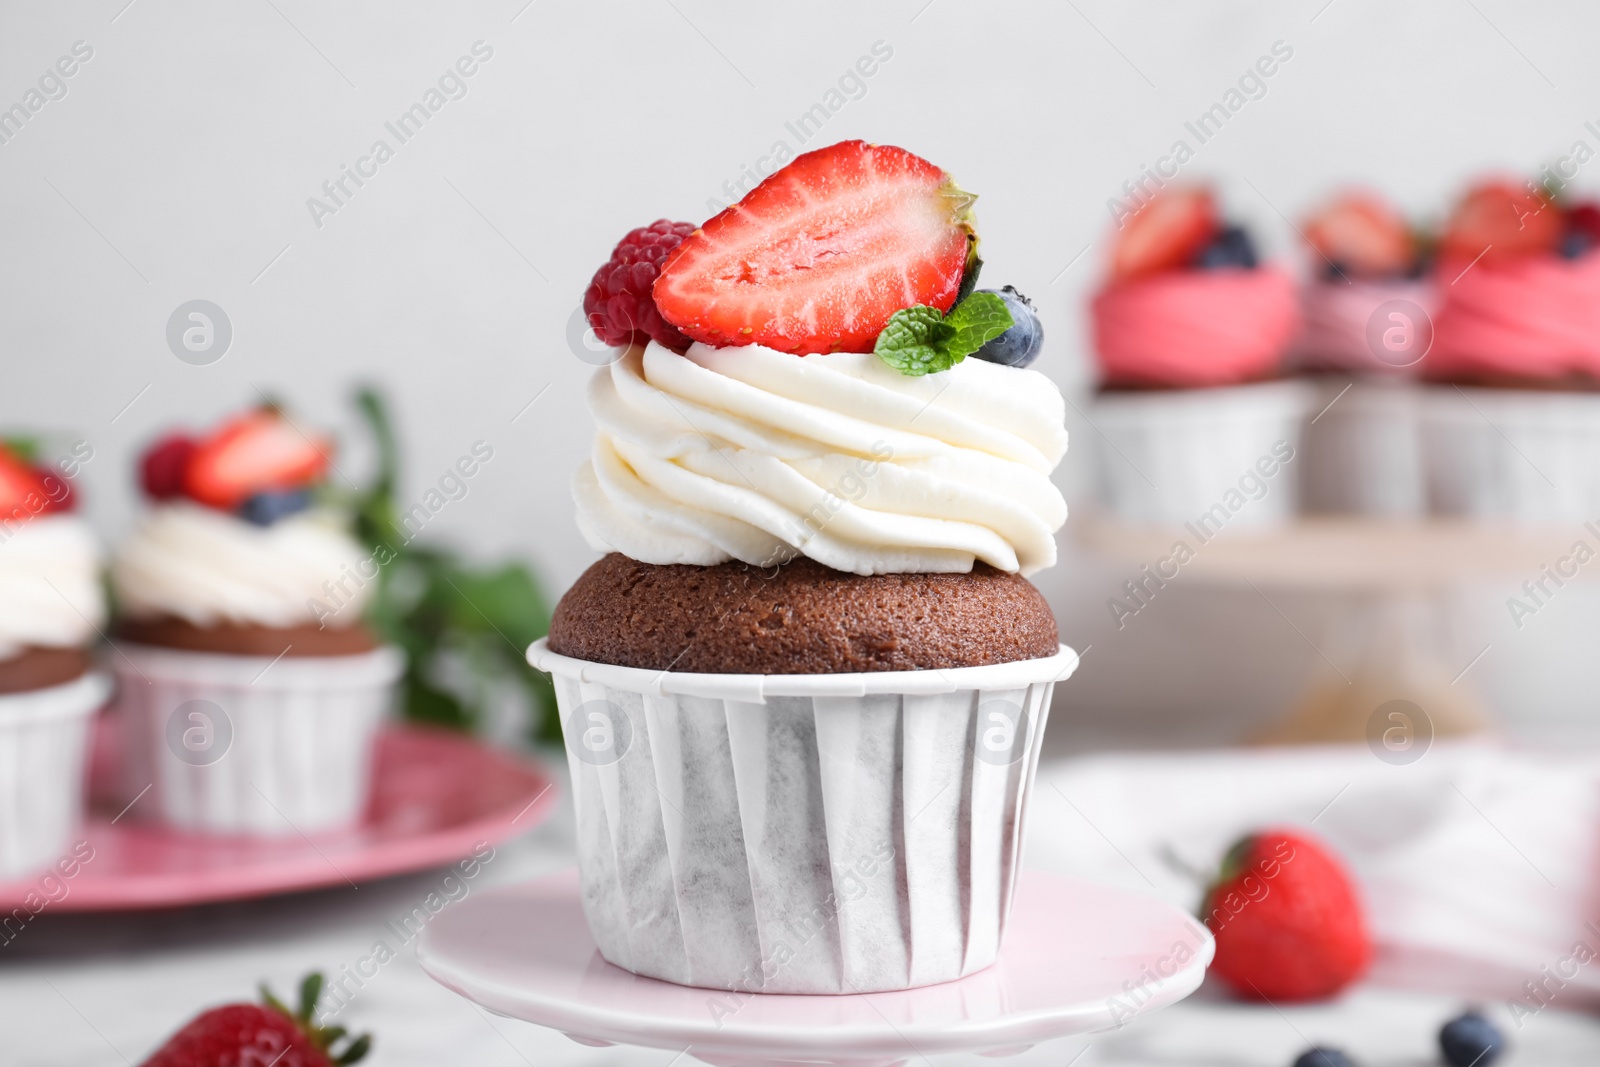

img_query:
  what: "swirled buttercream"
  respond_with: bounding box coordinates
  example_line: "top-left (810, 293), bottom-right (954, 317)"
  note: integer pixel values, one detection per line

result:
top-left (0, 515), bottom-right (105, 659)
top-left (1093, 268), bottom-right (1299, 387)
top-left (573, 341), bottom-right (1068, 575)
top-left (1428, 252), bottom-right (1600, 382)
top-left (112, 503), bottom-right (372, 627)
top-left (1296, 278), bottom-right (1436, 374)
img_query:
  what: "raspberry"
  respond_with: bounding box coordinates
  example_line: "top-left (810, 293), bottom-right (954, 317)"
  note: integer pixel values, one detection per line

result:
top-left (140, 433), bottom-right (197, 500)
top-left (583, 219), bottom-right (697, 351)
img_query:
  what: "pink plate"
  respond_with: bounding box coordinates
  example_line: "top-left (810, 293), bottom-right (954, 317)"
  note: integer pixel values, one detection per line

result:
top-left (0, 722), bottom-right (559, 911)
top-left (418, 869), bottom-right (1213, 1067)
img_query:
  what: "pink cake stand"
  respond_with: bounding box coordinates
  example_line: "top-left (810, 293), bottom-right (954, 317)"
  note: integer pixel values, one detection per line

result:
top-left (418, 869), bottom-right (1212, 1067)
top-left (0, 723), bottom-right (559, 910)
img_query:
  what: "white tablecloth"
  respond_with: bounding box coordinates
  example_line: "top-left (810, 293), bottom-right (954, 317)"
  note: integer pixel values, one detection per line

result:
top-left (2, 747), bottom-right (1598, 1065)
top-left (1033, 741), bottom-right (1600, 1012)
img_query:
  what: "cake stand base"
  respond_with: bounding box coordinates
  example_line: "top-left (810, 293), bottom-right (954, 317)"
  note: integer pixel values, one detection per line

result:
top-left (1250, 589), bottom-right (1491, 745)
top-left (418, 869), bottom-right (1212, 1067)
top-left (1076, 516), bottom-right (1531, 744)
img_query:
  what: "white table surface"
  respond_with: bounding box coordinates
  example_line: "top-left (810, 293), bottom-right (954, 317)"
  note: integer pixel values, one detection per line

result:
top-left (1, 760), bottom-right (1596, 1067)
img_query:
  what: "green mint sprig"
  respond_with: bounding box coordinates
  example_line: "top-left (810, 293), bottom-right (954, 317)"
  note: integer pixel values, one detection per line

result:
top-left (873, 290), bottom-right (1013, 377)
top-left (348, 388), bottom-right (561, 744)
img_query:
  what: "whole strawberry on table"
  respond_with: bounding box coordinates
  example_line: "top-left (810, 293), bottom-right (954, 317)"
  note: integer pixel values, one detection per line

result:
top-left (139, 973), bottom-right (370, 1067)
top-left (1201, 827), bottom-right (1372, 1003)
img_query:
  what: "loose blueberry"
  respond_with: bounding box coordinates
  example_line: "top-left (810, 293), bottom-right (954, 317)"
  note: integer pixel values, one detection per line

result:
top-left (1193, 225), bottom-right (1259, 270)
top-left (972, 286), bottom-right (1043, 368)
top-left (1560, 230), bottom-right (1593, 260)
top-left (1292, 1049), bottom-right (1356, 1067)
top-left (238, 488), bottom-right (312, 527)
top-left (1439, 1010), bottom-right (1504, 1067)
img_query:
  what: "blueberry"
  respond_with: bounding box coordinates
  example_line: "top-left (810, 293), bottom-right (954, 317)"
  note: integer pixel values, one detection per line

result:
top-left (1560, 230), bottom-right (1593, 260)
top-left (239, 488), bottom-right (312, 526)
top-left (1193, 225), bottom-right (1259, 270)
top-left (1439, 1010), bottom-right (1505, 1067)
top-left (972, 286), bottom-right (1043, 368)
top-left (1291, 1049), bottom-right (1356, 1067)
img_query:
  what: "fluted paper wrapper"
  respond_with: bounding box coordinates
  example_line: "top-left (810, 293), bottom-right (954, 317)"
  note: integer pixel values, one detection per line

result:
top-left (111, 644), bottom-right (402, 836)
top-left (1092, 380), bottom-right (1314, 529)
top-left (1421, 386), bottom-right (1600, 522)
top-left (529, 639), bottom-right (1079, 994)
top-left (0, 671), bottom-right (108, 879)
top-left (1302, 378), bottom-right (1425, 517)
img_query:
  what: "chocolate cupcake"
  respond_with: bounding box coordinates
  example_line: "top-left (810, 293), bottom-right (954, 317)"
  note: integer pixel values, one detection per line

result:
top-left (1088, 185), bottom-right (1311, 529)
top-left (1420, 178), bottom-right (1600, 522)
top-left (1293, 190), bottom-right (1435, 518)
top-left (530, 140), bottom-right (1079, 994)
top-left (550, 554), bottom-right (1059, 674)
top-left (0, 440), bottom-right (109, 878)
top-left (109, 406), bottom-right (401, 836)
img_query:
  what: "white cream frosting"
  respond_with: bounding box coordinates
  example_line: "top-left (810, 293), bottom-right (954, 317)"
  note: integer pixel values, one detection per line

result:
top-left (112, 503), bottom-right (373, 627)
top-left (574, 341), bottom-right (1069, 575)
top-left (0, 515), bottom-right (106, 659)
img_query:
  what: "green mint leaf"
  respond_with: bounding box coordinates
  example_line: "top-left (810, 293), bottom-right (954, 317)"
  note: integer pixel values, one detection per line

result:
top-left (942, 291), bottom-right (1013, 360)
top-left (873, 291), bottom-right (1014, 377)
top-left (349, 386), bottom-right (557, 745)
top-left (873, 305), bottom-right (958, 376)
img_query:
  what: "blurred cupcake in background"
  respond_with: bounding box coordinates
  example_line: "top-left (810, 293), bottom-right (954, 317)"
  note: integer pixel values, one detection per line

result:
top-left (1090, 186), bottom-right (1310, 528)
top-left (0, 439), bottom-right (108, 879)
top-left (1296, 190), bottom-right (1435, 375)
top-left (1422, 179), bottom-right (1600, 521)
top-left (110, 404), bottom-right (401, 836)
top-left (1295, 190), bottom-right (1436, 516)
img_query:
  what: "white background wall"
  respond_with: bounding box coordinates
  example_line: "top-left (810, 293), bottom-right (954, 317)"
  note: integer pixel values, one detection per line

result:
top-left (4, 0), bottom-right (1598, 742)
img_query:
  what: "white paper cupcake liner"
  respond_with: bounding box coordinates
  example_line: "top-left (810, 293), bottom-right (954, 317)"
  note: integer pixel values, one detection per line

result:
top-left (528, 638), bottom-right (1080, 994)
top-left (110, 644), bottom-right (403, 836)
top-left (0, 670), bottom-right (108, 880)
top-left (1420, 386), bottom-right (1600, 522)
top-left (1302, 377), bottom-right (1426, 517)
top-left (1091, 380), bottom-right (1315, 528)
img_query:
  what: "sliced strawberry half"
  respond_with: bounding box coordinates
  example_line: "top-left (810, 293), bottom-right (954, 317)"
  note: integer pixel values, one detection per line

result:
top-left (1441, 179), bottom-right (1561, 263)
top-left (652, 140), bottom-right (976, 355)
top-left (184, 408), bottom-right (330, 510)
top-left (1303, 191), bottom-right (1414, 277)
top-left (0, 447), bottom-right (54, 518)
top-left (1111, 187), bottom-right (1218, 281)
top-left (0, 444), bottom-right (69, 518)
